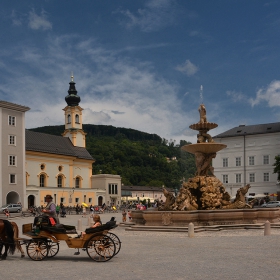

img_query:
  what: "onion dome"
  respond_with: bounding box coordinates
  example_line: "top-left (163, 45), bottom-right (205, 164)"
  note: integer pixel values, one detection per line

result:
top-left (65, 73), bottom-right (81, 106)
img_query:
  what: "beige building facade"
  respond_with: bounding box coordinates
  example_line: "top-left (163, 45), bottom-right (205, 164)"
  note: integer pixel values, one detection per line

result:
top-left (1, 76), bottom-right (122, 209)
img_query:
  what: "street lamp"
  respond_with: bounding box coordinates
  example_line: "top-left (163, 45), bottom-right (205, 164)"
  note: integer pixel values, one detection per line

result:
top-left (69, 187), bottom-right (75, 204)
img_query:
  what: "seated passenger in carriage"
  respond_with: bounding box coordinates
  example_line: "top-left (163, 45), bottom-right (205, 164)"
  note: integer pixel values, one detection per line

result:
top-left (81, 214), bottom-right (102, 237)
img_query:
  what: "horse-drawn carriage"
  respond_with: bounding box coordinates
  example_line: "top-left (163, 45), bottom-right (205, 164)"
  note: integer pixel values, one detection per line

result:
top-left (0, 216), bottom-right (121, 262)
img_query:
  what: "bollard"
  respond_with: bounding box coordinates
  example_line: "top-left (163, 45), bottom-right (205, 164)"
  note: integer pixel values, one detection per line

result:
top-left (188, 222), bottom-right (195, 238)
top-left (264, 220), bottom-right (271, 236)
top-left (87, 216), bottom-right (91, 226)
top-left (77, 219), bottom-right (82, 231)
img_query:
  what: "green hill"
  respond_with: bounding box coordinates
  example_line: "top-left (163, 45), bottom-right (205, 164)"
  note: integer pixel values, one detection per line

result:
top-left (29, 124), bottom-right (196, 189)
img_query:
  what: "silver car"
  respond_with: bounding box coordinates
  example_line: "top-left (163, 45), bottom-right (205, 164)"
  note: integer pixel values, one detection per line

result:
top-left (261, 201), bottom-right (280, 208)
top-left (0, 204), bottom-right (22, 213)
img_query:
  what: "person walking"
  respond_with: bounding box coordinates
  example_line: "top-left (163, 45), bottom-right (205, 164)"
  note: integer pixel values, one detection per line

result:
top-left (82, 206), bottom-right (86, 217)
top-left (56, 204), bottom-right (60, 217)
top-left (4, 209), bottom-right (10, 219)
top-left (122, 209), bottom-right (127, 223)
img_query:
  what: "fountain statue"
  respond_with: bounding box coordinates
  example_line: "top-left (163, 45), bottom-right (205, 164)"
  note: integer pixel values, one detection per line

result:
top-left (131, 102), bottom-right (280, 226)
top-left (159, 103), bottom-right (254, 211)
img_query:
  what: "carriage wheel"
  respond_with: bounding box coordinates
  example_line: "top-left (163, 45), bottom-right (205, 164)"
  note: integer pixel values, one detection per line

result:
top-left (86, 234), bottom-right (116, 262)
top-left (27, 240), bottom-right (48, 261)
top-left (106, 232), bottom-right (121, 255)
top-left (46, 240), bottom-right (59, 258)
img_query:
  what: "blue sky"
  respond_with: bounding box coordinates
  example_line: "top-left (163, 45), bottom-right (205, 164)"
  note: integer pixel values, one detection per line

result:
top-left (1, 0), bottom-right (280, 143)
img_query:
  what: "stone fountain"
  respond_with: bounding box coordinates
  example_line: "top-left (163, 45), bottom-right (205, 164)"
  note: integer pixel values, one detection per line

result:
top-left (131, 104), bottom-right (280, 226)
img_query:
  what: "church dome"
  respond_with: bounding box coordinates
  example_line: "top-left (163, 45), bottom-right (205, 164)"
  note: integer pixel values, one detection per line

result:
top-left (65, 74), bottom-right (81, 106)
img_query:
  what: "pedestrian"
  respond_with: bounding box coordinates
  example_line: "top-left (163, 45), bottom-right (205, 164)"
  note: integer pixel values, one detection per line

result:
top-left (4, 209), bottom-right (10, 219)
top-left (122, 209), bottom-right (127, 223)
top-left (89, 205), bottom-right (94, 216)
top-left (127, 210), bottom-right (132, 222)
top-left (56, 204), bottom-right (60, 217)
top-left (82, 206), bottom-right (86, 217)
top-left (75, 204), bottom-right (79, 214)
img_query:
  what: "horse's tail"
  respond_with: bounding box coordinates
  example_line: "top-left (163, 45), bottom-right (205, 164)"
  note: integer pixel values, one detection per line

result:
top-left (3, 220), bottom-right (16, 255)
top-left (11, 222), bottom-right (21, 253)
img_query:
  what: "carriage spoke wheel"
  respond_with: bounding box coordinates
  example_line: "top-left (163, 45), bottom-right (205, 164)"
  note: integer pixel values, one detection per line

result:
top-left (106, 232), bottom-right (121, 255)
top-left (47, 240), bottom-right (59, 258)
top-left (86, 234), bottom-right (116, 262)
top-left (27, 240), bottom-right (48, 261)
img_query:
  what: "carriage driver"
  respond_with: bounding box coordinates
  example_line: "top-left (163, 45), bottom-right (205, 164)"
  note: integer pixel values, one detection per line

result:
top-left (42, 195), bottom-right (59, 223)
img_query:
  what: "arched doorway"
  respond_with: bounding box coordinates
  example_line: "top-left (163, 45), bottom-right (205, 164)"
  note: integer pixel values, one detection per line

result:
top-left (28, 195), bottom-right (35, 208)
top-left (6, 191), bottom-right (20, 204)
top-left (98, 196), bottom-right (103, 206)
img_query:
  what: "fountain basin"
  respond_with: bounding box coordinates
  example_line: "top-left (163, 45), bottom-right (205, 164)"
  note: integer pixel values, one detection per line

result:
top-left (182, 142), bottom-right (227, 154)
top-left (131, 208), bottom-right (280, 226)
top-left (189, 122), bottom-right (218, 131)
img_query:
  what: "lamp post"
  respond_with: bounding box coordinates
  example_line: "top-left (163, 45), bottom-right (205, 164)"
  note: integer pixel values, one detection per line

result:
top-left (69, 187), bottom-right (75, 205)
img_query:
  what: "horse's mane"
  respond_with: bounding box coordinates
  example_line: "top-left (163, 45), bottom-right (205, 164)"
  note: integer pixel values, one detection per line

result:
top-left (2, 220), bottom-right (16, 255)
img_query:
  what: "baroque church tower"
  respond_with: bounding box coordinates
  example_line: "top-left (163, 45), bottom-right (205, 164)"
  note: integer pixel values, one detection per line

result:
top-left (62, 74), bottom-right (87, 147)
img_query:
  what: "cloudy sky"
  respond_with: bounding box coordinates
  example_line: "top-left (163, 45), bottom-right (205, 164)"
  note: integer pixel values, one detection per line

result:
top-left (1, 0), bottom-right (280, 143)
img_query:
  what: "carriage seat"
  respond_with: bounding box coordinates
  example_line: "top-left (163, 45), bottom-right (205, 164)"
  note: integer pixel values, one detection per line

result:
top-left (41, 224), bottom-right (77, 234)
top-left (85, 220), bottom-right (117, 234)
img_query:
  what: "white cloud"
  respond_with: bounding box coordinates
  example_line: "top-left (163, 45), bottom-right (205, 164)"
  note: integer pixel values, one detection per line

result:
top-left (176, 59), bottom-right (199, 76)
top-left (83, 109), bottom-right (111, 124)
top-left (28, 9), bottom-right (52, 30)
top-left (0, 34), bottom-right (202, 143)
top-left (11, 10), bottom-right (22, 26)
top-left (226, 90), bottom-right (248, 103)
top-left (117, 0), bottom-right (177, 32)
top-left (250, 80), bottom-right (280, 107)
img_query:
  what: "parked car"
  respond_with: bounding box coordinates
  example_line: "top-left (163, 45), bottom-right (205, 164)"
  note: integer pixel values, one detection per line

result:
top-left (261, 201), bottom-right (280, 208)
top-left (0, 204), bottom-right (22, 213)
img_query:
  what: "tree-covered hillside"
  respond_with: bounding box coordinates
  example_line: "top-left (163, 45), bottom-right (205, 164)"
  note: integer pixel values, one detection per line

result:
top-left (29, 125), bottom-right (196, 189)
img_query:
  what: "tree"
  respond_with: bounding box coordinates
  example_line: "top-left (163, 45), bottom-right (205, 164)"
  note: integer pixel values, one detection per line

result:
top-left (273, 155), bottom-right (280, 180)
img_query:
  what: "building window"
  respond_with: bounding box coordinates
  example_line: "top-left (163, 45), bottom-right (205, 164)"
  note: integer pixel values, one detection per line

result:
top-left (249, 156), bottom-right (255, 166)
top-left (57, 175), bottom-right (63, 188)
top-left (40, 164), bottom-right (45, 170)
top-left (75, 114), bottom-right (79, 123)
top-left (40, 174), bottom-right (45, 187)
top-left (75, 177), bottom-right (80, 188)
top-left (67, 114), bottom-right (71, 124)
top-left (60, 197), bottom-right (65, 203)
top-left (222, 158), bottom-right (228, 167)
top-left (222, 175), bottom-right (228, 184)
top-left (9, 135), bottom-right (16, 145)
top-left (236, 157), bottom-right (241, 167)
top-left (8, 116), bottom-right (15, 126)
top-left (9, 174), bottom-right (16, 184)
top-left (264, 173), bottom-right (269, 182)
top-left (9, 155), bottom-right (16, 166)
top-left (58, 165), bottom-right (63, 172)
top-left (89, 198), bottom-right (92, 203)
top-left (236, 174), bottom-right (241, 183)
top-left (75, 198), bottom-right (79, 203)
top-left (108, 184), bottom-right (118, 195)
top-left (263, 155), bottom-right (269, 165)
top-left (249, 173), bottom-right (255, 183)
